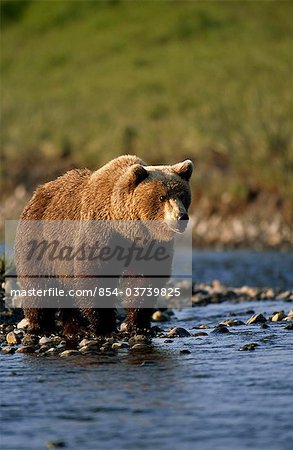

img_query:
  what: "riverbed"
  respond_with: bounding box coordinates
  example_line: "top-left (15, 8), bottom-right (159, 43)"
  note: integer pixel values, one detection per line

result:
top-left (1, 250), bottom-right (292, 450)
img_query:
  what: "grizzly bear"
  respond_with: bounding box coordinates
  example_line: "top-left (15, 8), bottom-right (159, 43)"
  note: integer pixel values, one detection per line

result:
top-left (15, 155), bottom-right (193, 336)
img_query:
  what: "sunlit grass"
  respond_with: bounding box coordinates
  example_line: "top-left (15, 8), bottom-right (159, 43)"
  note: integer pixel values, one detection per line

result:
top-left (1, 0), bottom-right (292, 215)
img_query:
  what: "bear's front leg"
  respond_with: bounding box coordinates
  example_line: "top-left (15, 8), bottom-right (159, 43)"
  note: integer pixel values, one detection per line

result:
top-left (126, 308), bottom-right (153, 335)
top-left (82, 308), bottom-right (117, 336)
top-left (25, 307), bottom-right (57, 335)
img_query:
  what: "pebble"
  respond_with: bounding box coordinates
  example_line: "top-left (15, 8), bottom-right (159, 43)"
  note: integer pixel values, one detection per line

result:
top-left (167, 327), bottom-right (191, 337)
top-left (60, 350), bottom-right (80, 357)
top-left (45, 347), bottom-right (58, 356)
top-left (219, 319), bottom-right (245, 327)
top-left (39, 336), bottom-right (53, 345)
top-left (22, 334), bottom-right (39, 345)
top-left (6, 331), bottom-right (21, 345)
top-left (46, 441), bottom-right (66, 449)
top-left (164, 339), bottom-right (174, 343)
top-left (131, 343), bottom-right (152, 351)
top-left (78, 339), bottom-right (99, 349)
top-left (1, 346), bottom-right (16, 354)
top-left (17, 318), bottom-right (30, 329)
top-left (112, 342), bottom-right (129, 349)
top-left (16, 345), bottom-right (37, 354)
top-left (129, 335), bottom-right (151, 347)
top-left (212, 325), bottom-right (230, 334)
top-left (271, 311), bottom-right (286, 322)
top-left (79, 345), bottom-right (99, 354)
top-left (152, 310), bottom-right (170, 322)
top-left (180, 349), bottom-right (191, 354)
top-left (239, 343), bottom-right (259, 351)
top-left (246, 313), bottom-right (267, 325)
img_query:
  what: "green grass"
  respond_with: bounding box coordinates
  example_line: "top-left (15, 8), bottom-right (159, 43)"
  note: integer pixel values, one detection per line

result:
top-left (1, 0), bottom-right (293, 217)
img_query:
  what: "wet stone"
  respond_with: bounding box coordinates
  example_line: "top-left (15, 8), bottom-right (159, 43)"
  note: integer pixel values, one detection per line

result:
top-left (152, 310), bottom-right (170, 322)
top-left (212, 325), bottom-right (230, 334)
top-left (284, 324), bottom-right (293, 330)
top-left (219, 319), bottom-right (245, 327)
top-left (78, 339), bottom-right (99, 348)
top-left (38, 345), bottom-right (51, 354)
top-left (180, 349), bottom-right (191, 354)
top-left (239, 343), bottom-right (259, 351)
top-left (131, 343), bottom-right (152, 352)
top-left (271, 311), bottom-right (286, 322)
top-left (46, 440), bottom-right (66, 449)
top-left (45, 348), bottom-right (58, 356)
top-left (60, 350), bottom-right (80, 357)
top-left (112, 342), bottom-right (129, 349)
top-left (192, 332), bottom-right (208, 337)
top-left (16, 345), bottom-right (37, 354)
top-left (247, 313), bottom-right (267, 325)
top-left (129, 335), bottom-right (151, 347)
top-left (6, 331), bottom-right (21, 345)
top-left (1, 346), bottom-right (16, 355)
top-left (17, 318), bottom-right (30, 329)
top-left (22, 334), bottom-right (39, 345)
top-left (39, 336), bottom-right (53, 346)
top-left (167, 327), bottom-right (191, 337)
top-left (79, 345), bottom-right (99, 353)
top-left (164, 339), bottom-right (174, 343)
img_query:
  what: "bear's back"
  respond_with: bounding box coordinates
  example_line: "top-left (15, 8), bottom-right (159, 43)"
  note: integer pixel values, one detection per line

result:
top-left (21, 168), bottom-right (91, 221)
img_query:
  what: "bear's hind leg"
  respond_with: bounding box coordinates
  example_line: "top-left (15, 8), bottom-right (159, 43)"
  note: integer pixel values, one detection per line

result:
top-left (82, 308), bottom-right (116, 336)
top-left (60, 308), bottom-right (84, 337)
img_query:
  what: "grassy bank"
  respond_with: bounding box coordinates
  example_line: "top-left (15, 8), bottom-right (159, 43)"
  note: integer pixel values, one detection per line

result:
top-left (1, 0), bottom-right (293, 222)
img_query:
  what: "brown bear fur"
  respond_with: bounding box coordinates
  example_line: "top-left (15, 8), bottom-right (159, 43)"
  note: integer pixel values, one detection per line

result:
top-left (15, 155), bottom-right (193, 336)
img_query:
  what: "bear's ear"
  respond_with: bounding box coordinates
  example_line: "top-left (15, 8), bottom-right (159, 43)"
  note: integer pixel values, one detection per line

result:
top-left (128, 164), bottom-right (148, 188)
top-left (173, 160), bottom-right (194, 181)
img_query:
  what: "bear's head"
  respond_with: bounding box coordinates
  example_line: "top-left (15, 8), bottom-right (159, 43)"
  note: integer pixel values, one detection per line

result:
top-left (112, 159), bottom-right (194, 241)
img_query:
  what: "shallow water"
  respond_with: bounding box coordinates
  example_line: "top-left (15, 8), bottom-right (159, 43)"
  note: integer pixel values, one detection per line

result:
top-left (1, 251), bottom-right (293, 450)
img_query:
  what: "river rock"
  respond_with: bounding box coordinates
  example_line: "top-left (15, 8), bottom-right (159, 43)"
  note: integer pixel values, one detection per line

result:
top-left (284, 324), bottom-right (293, 330)
top-left (180, 349), bottom-right (191, 354)
top-left (212, 324), bottom-right (230, 334)
top-left (60, 350), bottom-right (80, 357)
top-left (1, 346), bottom-right (16, 354)
top-left (37, 345), bottom-right (51, 354)
top-left (239, 343), bottom-right (259, 351)
top-left (22, 334), bottom-right (39, 345)
top-left (39, 336), bottom-right (53, 346)
top-left (46, 440), bottom-right (66, 449)
top-left (167, 327), bottom-right (191, 337)
top-left (129, 335), bottom-right (151, 347)
top-left (247, 313), bottom-right (267, 324)
top-left (45, 347), bottom-right (58, 355)
top-left (16, 345), bottom-right (37, 354)
top-left (17, 318), bottom-right (30, 329)
top-left (192, 332), bottom-right (208, 337)
top-left (271, 311), bottom-right (286, 322)
top-left (130, 343), bottom-right (152, 351)
top-left (112, 342), bottom-right (129, 349)
top-left (220, 319), bottom-right (245, 327)
top-left (6, 331), bottom-right (21, 345)
top-left (152, 310), bottom-right (170, 322)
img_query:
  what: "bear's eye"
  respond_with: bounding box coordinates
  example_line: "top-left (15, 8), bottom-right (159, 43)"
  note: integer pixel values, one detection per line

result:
top-left (159, 195), bottom-right (166, 202)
